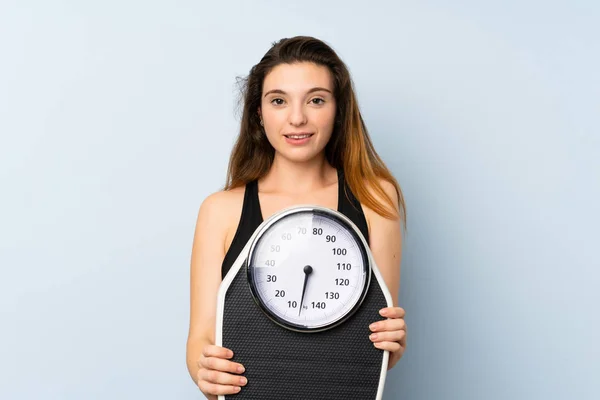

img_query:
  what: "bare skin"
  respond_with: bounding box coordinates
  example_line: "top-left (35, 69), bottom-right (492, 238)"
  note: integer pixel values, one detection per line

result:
top-left (186, 62), bottom-right (406, 399)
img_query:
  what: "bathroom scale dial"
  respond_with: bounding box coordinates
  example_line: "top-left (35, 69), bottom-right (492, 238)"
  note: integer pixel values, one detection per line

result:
top-left (247, 207), bottom-right (371, 332)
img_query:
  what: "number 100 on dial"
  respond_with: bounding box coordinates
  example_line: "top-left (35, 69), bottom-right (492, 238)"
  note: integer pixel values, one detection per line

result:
top-left (247, 208), bottom-right (370, 332)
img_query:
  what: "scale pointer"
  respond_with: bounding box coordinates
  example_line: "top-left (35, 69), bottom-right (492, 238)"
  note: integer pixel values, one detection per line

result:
top-left (298, 265), bottom-right (313, 316)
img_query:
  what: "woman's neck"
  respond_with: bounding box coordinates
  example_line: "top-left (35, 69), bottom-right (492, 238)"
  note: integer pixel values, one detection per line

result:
top-left (259, 154), bottom-right (337, 195)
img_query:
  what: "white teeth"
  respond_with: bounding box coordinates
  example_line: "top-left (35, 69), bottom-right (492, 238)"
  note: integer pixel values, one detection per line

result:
top-left (287, 134), bottom-right (312, 139)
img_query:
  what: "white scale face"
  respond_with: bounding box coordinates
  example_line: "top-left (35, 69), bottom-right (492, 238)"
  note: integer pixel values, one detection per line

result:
top-left (247, 209), bottom-right (370, 332)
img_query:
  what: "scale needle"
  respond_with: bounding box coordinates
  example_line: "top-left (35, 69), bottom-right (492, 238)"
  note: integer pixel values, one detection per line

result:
top-left (298, 265), bottom-right (313, 316)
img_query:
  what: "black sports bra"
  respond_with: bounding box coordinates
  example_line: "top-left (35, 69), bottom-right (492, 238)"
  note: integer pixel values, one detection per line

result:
top-left (221, 169), bottom-right (370, 279)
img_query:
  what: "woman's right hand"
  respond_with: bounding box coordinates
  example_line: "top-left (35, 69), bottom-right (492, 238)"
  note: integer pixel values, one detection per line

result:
top-left (197, 344), bottom-right (247, 397)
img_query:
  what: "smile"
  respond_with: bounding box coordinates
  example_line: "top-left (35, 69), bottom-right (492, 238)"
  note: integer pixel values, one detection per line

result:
top-left (284, 134), bottom-right (314, 139)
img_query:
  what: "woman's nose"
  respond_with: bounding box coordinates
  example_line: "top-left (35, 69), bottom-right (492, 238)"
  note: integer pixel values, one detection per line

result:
top-left (288, 103), bottom-right (307, 126)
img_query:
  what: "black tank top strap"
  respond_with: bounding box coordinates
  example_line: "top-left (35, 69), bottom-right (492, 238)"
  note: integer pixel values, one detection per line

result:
top-left (221, 180), bottom-right (262, 279)
top-left (337, 168), bottom-right (370, 244)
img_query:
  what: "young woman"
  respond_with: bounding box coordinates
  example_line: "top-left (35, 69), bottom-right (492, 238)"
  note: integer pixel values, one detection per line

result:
top-left (186, 36), bottom-right (407, 399)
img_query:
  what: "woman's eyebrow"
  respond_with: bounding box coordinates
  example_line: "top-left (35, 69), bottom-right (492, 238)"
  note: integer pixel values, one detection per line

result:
top-left (263, 87), bottom-right (332, 98)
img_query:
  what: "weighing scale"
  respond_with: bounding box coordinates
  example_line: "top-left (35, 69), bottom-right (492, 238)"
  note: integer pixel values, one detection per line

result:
top-left (216, 205), bottom-right (393, 399)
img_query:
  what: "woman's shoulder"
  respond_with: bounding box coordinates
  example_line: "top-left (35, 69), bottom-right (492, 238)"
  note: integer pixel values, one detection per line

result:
top-left (361, 177), bottom-right (400, 213)
top-left (199, 186), bottom-right (246, 218)
top-left (196, 186), bottom-right (247, 245)
top-left (360, 176), bottom-right (401, 233)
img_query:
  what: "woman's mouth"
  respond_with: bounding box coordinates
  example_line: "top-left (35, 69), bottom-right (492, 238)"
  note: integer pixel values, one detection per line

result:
top-left (283, 133), bottom-right (314, 145)
top-left (284, 133), bottom-right (313, 139)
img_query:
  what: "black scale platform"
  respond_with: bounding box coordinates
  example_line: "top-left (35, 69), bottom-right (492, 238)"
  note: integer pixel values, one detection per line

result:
top-left (221, 260), bottom-right (389, 400)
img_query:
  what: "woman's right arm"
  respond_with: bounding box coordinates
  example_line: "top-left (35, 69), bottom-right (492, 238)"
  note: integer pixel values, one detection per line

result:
top-left (186, 192), bottom-right (247, 399)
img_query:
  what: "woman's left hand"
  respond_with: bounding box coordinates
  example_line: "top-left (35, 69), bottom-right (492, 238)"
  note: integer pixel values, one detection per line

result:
top-left (369, 307), bottom-right (407, 370)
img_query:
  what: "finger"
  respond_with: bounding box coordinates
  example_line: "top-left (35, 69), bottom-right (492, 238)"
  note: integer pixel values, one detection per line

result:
top-left (199, 368), bottom-right (248, 387)
top-left (202, 345), bottom-right (234, 360)
top-left (369, 318), bottom-right (406, 332)
top-left (370, 330), bottom-right (406, 343)
top-left (197, 380), bottom-right (242, 396)
top-left (379, 307), bottom-right (405, 318)
top-left (200, 356), bottom-right (245, 374)
top-left (373, 340), bottom-right (402, 353)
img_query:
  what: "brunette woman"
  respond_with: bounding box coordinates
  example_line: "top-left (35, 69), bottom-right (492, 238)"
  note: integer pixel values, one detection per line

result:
top-left (186, 36), bottom-right (407, 399)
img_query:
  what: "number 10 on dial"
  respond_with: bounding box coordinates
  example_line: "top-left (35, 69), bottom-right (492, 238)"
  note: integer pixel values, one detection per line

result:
top-left (247, 207), bottom-right (371, 332)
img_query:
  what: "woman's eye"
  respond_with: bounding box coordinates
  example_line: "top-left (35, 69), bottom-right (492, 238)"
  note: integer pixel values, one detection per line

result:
top-left (271, 98), bottom-right (285, 105)
top-left (310, 98), bottom-right (325, 105)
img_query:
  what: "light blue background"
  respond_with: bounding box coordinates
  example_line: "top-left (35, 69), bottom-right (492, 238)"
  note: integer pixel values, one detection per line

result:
top-left (1, 1), bottom-right (598, 399)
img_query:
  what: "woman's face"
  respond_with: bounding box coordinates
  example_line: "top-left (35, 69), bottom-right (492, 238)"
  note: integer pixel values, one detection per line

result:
top-left (259, 62), bottom-right (336, 164)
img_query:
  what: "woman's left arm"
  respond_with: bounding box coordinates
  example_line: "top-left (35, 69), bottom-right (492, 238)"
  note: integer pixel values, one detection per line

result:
top-left (364, 180), bottom-right (406, 370)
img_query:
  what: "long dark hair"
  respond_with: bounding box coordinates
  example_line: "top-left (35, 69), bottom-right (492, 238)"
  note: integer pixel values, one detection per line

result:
top-left (224, 36), bottom-right (405, 223)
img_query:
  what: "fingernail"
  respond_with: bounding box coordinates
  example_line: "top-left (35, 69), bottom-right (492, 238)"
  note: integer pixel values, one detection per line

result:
top-left (237, 365), bottom-right (245, 373)
top-left (379, 309), bottom-right (388, 316)
top-left (235, 386), bottom-right (241, 392)
top-left (370, 333), bottom-right (378, 340)
top-left (240, 377), bottom-right (247, 385)
top-left (228, 350), bottom-right (234, 358)
top-left (369, 323), bottom-right (378, 331)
